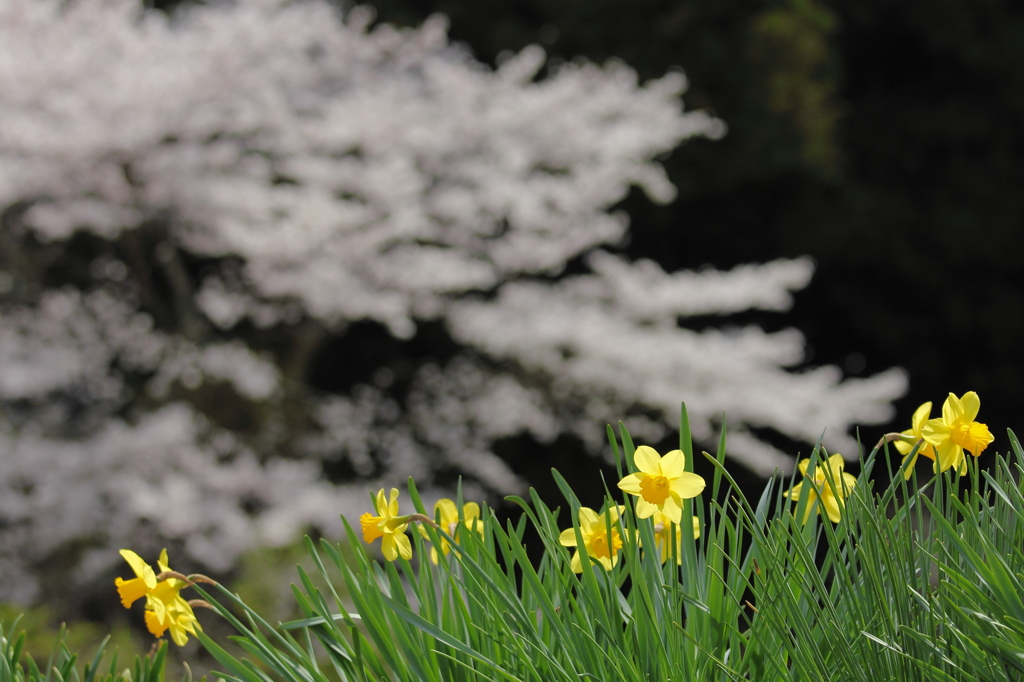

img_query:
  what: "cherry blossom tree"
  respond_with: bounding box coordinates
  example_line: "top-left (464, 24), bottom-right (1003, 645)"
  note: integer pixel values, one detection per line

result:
top-left (0, 0), bottom-right (904, 605)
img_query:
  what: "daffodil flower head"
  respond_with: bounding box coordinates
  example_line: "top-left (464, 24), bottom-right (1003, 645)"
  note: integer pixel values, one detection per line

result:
top-left (617, 445), bottom-right (706, 524)
top-left (115, 549), bottom-right (200, 646)
top-left (651, 510), bottom-right (701, 565)
top-left (921, 391), bottom-right (994, 475)
top-left (145, 602), bottom-right (199, 647)
top-left (418, 498), bottom-right (483, 564)
top-left (558, 505), bottom-right (626, 573)
top-left (893, 401), bottom-right (937, 479)
top-left (359, 488), bottom-right (413, 561)
top-left (784, 453), bottom-right (856, 524)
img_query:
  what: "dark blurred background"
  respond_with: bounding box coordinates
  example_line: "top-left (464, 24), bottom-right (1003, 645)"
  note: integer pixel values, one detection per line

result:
top-left (361, 0), bottom-right (1023, 466)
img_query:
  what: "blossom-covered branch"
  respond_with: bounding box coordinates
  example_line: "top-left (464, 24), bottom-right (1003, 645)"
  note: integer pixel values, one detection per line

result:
top-left (0, 0), bottom-right (903, 606)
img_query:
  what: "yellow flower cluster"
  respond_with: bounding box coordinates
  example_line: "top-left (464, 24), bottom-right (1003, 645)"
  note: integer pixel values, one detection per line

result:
top-left (115, 549), bottom-right (203, 646)
top-left (359, 488), bottom-right (484, 563)
top-left (114, 392), bottom-right (999, 642)
top-left (894, 391), bottom-right (994, 478)
top-left (783, 454), bottom-right (856, 524)
top-left (418, 498), bottom-right (483, 564)
top-left (357, 446), bottom-right (709, 571)
top-left (558, 445), bottom-right (707, 572)
top-left (782, 390), bottom-right (994, 525)
top-left (352, 393), bottom-right (992, 566)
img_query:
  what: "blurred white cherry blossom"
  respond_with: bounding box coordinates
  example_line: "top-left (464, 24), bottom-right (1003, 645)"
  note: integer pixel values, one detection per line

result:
top-left (0, 0), bottom-right (904, 605)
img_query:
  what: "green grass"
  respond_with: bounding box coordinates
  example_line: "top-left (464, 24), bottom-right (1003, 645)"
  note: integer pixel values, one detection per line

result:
top-left (7, 403), bottom-right (1024, 681)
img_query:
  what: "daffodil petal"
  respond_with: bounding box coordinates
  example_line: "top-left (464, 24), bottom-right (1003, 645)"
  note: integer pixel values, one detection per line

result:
top-left (934, 440), bottom-right (960, 473)
top-left (826, 454), bottom-right (845, 471)
top-left (669, 471), bottom-right (706, 499)
top-left (558, 528), bottom-right (579, 547)
top-left (901, 449), bottom-right (918, 479)
top-left (157, 549), bottom-right (171, 573)
top-left (661, 496), bottom-right (683, 525)
top-left (578, 507), bottom-right (600, 528)
top-left (617, 473), bottom-right (643, 494)
top-left (119, 550), bottom-right (157, 588)
top-left (921, 419), bottom-right (950, 445)
top-left (435, 498), bottom-right (457, 526)
top-left (169, 619), bottom-right (190, 646)
top-left (394, 533), bottom-right (413, 561)
top-left (960, 391), bottom-right (980, 422)
top-left (942, 393), bottom-right (964, 424)
top-left (911, 402), bottom-right (932, 431)
top-left (634, 497), bottom-right (659, 519)
top-left (633, 446), bottom-right (662, 475)
top-left (799, 489), bottom-right (819, 524)
top-left (381, 535), bottom-right (398, 561)
top-left (660, 449), bottom-right (685, 474)
top-left (821, 493), bottom-right (842, 523)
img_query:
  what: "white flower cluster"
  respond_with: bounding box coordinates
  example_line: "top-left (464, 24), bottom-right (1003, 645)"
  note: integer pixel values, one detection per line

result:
top-left (2, 0), bottom-right (721, 337)
top-left (0, 0), bottom-right (904, 604)
top-left (448, 254), bottom-right (907, 474)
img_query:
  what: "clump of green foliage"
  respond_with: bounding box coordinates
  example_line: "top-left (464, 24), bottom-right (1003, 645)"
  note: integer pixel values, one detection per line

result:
top-left (0, 617), bottom-right (178, 682)
top-left (10, 401), bottom-right (1024, 680)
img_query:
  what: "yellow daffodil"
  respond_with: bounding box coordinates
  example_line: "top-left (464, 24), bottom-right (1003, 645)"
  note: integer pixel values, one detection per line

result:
top-left (418, 498), bottom-right (484, 564)
top-left (921, 391), bottom-right (994, 475)
top-left (360, 488), bottom-right (413, 561)
top-left (148, 550), bottom-right (200, 646)
top-left (145, 589), bottom-right (200, 646)
top-left (617, 446), bottom-right (705, 524)
top-left (893, 401), bottom-right (937, 479)
top-left (558, 506), bottom-right (626, 573)
top-left (784, 454), bottom-right (856, 524)
top-left (115, 549), bottom-right (158, 609)
top-left (115, 549), bottom-right (200, 646)
top-left (650, 510), bottom-right (701, 565)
